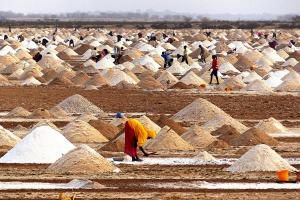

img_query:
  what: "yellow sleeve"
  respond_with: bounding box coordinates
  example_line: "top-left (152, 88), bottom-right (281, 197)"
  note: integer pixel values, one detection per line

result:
top-left (135, 122), bottom-right (149, 147)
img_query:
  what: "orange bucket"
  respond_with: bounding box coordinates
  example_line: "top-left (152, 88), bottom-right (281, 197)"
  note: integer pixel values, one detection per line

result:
top-left (276, 170), bottom-right (289, 182)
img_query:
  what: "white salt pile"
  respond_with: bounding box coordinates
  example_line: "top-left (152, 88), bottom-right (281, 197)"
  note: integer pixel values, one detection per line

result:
top-left (227, 144), bottom-right (296, 172)
top-left (265, 75), bottom-right (283, 88)
top-left (62, 120), bottom-right (108, 143)
top-left (157, 71), bottom-right (179, 87)
top-left (194, 151), bottom-right (217, 162)
top-left (0, 125), bottom-right (75, 164)
top-left (57, 94), bottom-right (107, 116)
top-left (167, 61), bottom-right (187, 75)
top-left (179, 71), bottom-right (207, 86)
top-left (243, 72), bottom-right (262, 83)
top-left (219, 62), bottom-right (240, 74)
top-left (21, 76), bottom-right (42, 86)
top-left (255, 118), bottom-right (287, 134)
top-left (47, 144), bottom-right (119, 174)
top-left (102, 69), bottom-right (137, 86)
top-left (133, 55), bottom-right (161, 72)
top-left (172, 98), bottom-right (229, 122)
top-left (275, 80), bottom-right (300, 92)
top-left (95, 55), bottom-right (115, 70)
top-left (244, 79), bottom-right (273, 92)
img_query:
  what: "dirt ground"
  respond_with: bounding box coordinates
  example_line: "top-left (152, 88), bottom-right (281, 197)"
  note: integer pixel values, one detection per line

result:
top-left (0, 86), bottom-right (299, 120)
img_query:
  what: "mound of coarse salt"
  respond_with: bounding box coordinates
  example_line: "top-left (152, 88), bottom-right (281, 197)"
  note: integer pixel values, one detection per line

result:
top-left (179, 71), bottom-right (207, 86)
top-left (243, 72), bottom-right (262, 83)
top-left (101, 133), bottom-right (125, 152)
top-left (6, 107), bottom-right (31, 118)
top-left (0, 125), bottom-right (75, 164)
top-left (155, 115), bottom-right (187, 135)
top-left (145, 126), bottom-right (194, 151)
top-left (47, 144), bottom-right (119, 174)
top-left (21, 76), bottom-right (42, 86)
top-left (57, 94), bottom-right (107, 116)
top-left (255, 118), bottom-right (287, 134)
top-left (181, 125), bottom-right (215, 148)
top-left (172, 98), bottom-right (230, 122)
top-left (275, 80), bottom-right (300, 92)
top-left (194, 151), bottom-right (217, 162)
top-left (0, 125), bottom-right (20, 149)
top-left (95, 56), bottom-right (115, 70)
top-left (219, 62), bottom-right (240, 74)
top-left (211, 125), bottom-right (241, 145)
top-left (244, 79), bottom-right (273, 92)
top-left (89, 120), bottom-right (120, 140)
top-left (156, 71), bottom-right (179, 88)
top-left (218, 76), bottom-right (247, 91)
top-left (62, 120), bottom-right (108, 143)
top-left (102, 69), bottom-right (137, 86)
top-left (138, 115), bottom-right (161, 133)
top-left (232, 127), bottom-right (278, 146)
top-left (29, 108), bottom-right (54, 119)
top-left (49, 106), bottom-right (69, 119)
top-left (227, 144), bottom-right (296, 172)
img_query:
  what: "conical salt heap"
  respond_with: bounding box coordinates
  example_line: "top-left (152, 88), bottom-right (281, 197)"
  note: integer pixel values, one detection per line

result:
top-left (101, 133), bottom-right (125, 152)
top-left (194, 151), bottom-right (217, 162)
top-left (179, 71), bottom-right (207, 86)
top-left (137, 75), bottom-right (164, 90)
top-left (218, 76), bottom-right (246, 91)
top-left (145, 126), bottom-right (194, 151)
top-left (138, 115), bottom-right (161, 133)
top-left (49, 106), bottom-right (69, 119)
top-left (156, 71), bottom-right (178, 88)
top-left (71, 71), bottom-right (90, 86)
top-left (57, 94), bottom-right (107, 116)
top-left (29, 108), bottom-right (54, 119)
top-left (155, 115), bottom-right (187, 135)
top-left (0, 125), bottom-right (21, 150)
top-left (6, 107), bottom-right (31, 118)
top-left (172, 98), bottom-right (230, 122)
top-left (255, 117), bottom-right (287, 134)
top-left (212, 125), bottom-right (240, 145)
top-left (47, 144), bottom-right (119, 174)
top-left (181, 125), bottom-right (215, 148)
top-left (227, 144), bottom-right (296, 172)
top-left (244, 79), bottom-right (273, 92)
top-left (275, 80), bottom-right (300, 92)
top-left (62, 120), bottom-right (108, 143)
top-left (232, 127), bottom-right (278, 146)
top-left (0, 125), bottom-right (75, 164)
top-left (89, 120), bottom-right (120, 140)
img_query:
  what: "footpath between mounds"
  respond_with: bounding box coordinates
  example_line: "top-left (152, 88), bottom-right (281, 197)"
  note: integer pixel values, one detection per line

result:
top-left (0, 87), bottom-right (299, 120)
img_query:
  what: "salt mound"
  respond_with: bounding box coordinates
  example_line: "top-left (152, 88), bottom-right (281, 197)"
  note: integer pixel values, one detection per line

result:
top-left (146, 126), bottom-right (194, 151)
top-left (244, 79), bottom-right (273, 92)
top-left (86, 74), bottom-right (108, 87)
top-left (179, 71), bottom-right (207, 86)
top-left (0, 125), bottom-right (75, 164)
top-left (21, 76), bottom-right (42, 86)
top-left (0, 125), bottom-right (21, 149)
top-left (29, 108), bottom-right (53, 119)
top-left (282, 70), bottom-right (300, 82)
top-left (6, 107), bottom-right (31, 118)
top-left (170, 82), bottom-right (196, 89)
top-left (62, 120), bottom-right (108, 143)
top-left (57, 94), bottom-right (107, 116)
top-left (194, 151), bottom-right (217, 162)
top-left (232, 127), bottom-right (278, 146)
top-left (212, 125), bottom-right (241, 145)
top-left (243, 72), bottom-right (262, 83)
top-left (103, 69), bottom-right (137, 86)
top-left (49, 106), bottom-right (69, 119)
top-left (71, 72), bottom-right (90, 86)
top-left (219, 62), bottom-right (240, 74)
top-left (218, 76), bottom-right (246, 91)
top-left (101, 133), bottom-right (124, 152)
top-left (181, 125), bottom-right (215, 148)
top-left (156, 115), bottom-right (187, 135)
top-left (275, 80), bottom-right (300, 92)
top-left (137, 75), bottom-right (164, 90)
top-left (89, 120), bottom-right (120, 140)
top-left (255, 118), bottom-right (286, 134)
top-left (47, 144), bottom-right (119, 174)
top-left (172, 98), bottom-right (229, 122)
top-left (227, 144), bottom-right (296, 172)
top-left (156, 71), bottom-right (179, 88)
top-left (138, 115), bottom-right (161, 133)
top-left (207, 139), bottom-right (230, 150)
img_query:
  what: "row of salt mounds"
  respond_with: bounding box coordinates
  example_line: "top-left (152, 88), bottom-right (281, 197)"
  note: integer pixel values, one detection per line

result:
top-left (145, 126), bottom-right (194, 151)
top-left (62, 120), bottom-right (108, 143)
top-left (227, 144), bottom-right (296, 172)
top-left (181, 125), bottom-right (216, 148)
top-left (47, 144), bottom-right (119, 174)
top-left (0, 125), bottom-right (21, 150)
top-left (102, 68), bottom-right (138, 86)
top-left (56, 94), bottom-right (107, 116)
top-left (255, 117), bottom-right (287, 134)
top-left (0, 125), bottom-right (75, 164)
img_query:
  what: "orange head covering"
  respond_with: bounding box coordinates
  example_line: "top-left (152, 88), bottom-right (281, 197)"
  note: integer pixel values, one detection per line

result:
top-left (146, 129), bottom-right (157, 139)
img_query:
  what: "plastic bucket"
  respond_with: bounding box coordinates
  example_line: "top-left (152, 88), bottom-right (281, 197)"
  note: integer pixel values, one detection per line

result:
top-left (276, 170), bottom-right (289, 182)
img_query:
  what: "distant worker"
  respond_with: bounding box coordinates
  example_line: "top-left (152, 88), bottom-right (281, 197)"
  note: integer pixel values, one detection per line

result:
top-left (33, 52), bottom-right (43, 63)
top-left (91, 47), bottom-right (98, 60)
top-left (113, 46), bottom-right (123, 64)
top-left (161, 51), bottom-right (173, 69)
top-left (117, 35), bottom-right (123, 42)
top-left (269, 39), bottom-right (277, 50)
top-left (42, 38), bottom-right (49, 47)
top-left (69, 39), bottom-right (75, 47)
top-left (209, 55), bottom-right (219, 85)
top-left (138, 32), bottom-right (143, 39)
top-left (272, 32), bottom-right (277, 39)
top-left (199, 45), bottom-right (206, 63)
top-left (3, 35), bottom-right (8, 40)
top-left (99, 49), bottom-right (109, 60)
top-left (8, 26), bottom-right (12, 33)
top-left (124, 118), bottom-right (156, 162)
top-left (181, 45), bottom-right (189, 65)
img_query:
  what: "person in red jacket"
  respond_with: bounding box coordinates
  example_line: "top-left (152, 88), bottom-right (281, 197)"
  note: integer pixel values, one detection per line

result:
top-left (210, 55), bottom-right (219, 84)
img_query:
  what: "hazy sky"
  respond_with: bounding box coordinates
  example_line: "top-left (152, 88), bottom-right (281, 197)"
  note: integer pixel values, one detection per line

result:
top-left (1, 0), bottom-right (299, 15)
